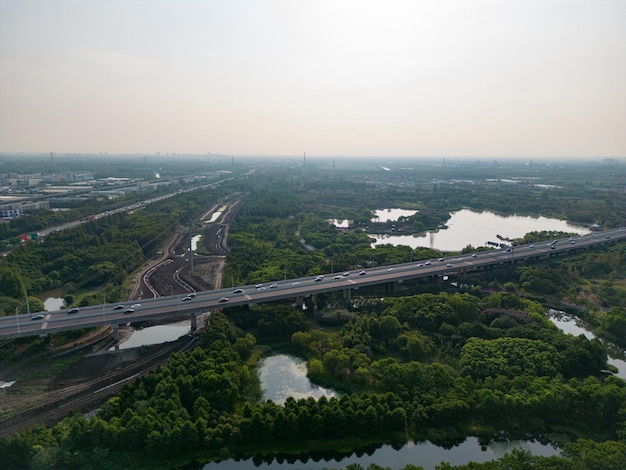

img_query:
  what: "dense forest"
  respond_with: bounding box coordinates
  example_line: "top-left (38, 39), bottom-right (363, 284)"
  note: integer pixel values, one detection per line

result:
top-left (1, 160), bottom-right (625, 469)
top-left (1, 302), bottom-right (624, 469)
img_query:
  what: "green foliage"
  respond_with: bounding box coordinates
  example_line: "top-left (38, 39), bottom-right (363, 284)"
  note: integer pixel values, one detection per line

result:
top-left (459, 337), bottom-right (561, 379)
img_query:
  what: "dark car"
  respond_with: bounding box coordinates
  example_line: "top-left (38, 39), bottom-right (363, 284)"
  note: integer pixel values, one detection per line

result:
top-left (124, 308), bottom-right (135, 314)
top-left (113, 305), bottom-right (124, 310)
top-left (219, 297), bottom-right (229, 303)
top-left (31, 314), bottom-right (45, 321)
top-left (67, 308), bottom-right (79, 314)
top-left (233, 288), bottom-right (244, 294)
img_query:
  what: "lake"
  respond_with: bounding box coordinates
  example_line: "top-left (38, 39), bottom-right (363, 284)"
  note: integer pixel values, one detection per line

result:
top-left (369, 208), bottom-right (590, 252)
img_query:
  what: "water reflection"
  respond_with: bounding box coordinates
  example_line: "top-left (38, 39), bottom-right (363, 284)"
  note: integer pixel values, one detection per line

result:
top-left (43, 297), bottom-right (64, 311)
top-left (259, 354), bottom-right (338, 405)
top-left (370, 208), bottom-right (590, 252)
top-left (111, 321), bottom-right (191, 350)
top-left (548, 309), bottom-right (626, 380)
top-left (327, 218), bottom-right (350, 228)
top-left (201, 437), bottom-right (560, 470)
top-left (191, 234), bottom-right (202, 252)
top-left (372, 208), bottom-right (418, 222)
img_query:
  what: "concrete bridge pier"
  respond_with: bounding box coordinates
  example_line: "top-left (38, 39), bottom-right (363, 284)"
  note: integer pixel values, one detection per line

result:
top-left (111, 323), bottom-right (120, 350)
top-left (342, 287), bottom-right (352, 301)
top-left (190, 312), bottom-right (197, 331)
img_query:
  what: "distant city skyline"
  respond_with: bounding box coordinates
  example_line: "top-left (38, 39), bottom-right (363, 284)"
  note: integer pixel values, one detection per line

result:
top-left (1, 0), bottom-right (625, 158)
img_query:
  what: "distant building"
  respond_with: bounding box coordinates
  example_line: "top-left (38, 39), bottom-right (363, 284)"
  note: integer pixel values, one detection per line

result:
top-left (0, 200), bottom-right (49, 220)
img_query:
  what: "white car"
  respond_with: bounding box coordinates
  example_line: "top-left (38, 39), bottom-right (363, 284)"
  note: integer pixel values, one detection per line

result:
top-left (131, 303), bottom-right (141, 309)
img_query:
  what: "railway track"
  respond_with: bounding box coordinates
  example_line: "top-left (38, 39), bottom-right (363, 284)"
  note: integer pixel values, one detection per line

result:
top-left (0, 336), bottom-right (197, 438)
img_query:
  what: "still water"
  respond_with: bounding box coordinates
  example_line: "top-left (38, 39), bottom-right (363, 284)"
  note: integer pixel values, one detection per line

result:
top-left (199, 355), bottom-right (560, 470)
top-left (370, 208), bottom-right (590, 252)
top-left (259, 354), bottom-right (338, 405)
top-left (201, 437), bottom-right (559, 470)
top-left (44, 297), bottom-right (64, 311)
top-left (112, 321), bottom-right (191, 350)
top-left (548, 309), bottom-right (626, 381)
top-left (191, 234), bottom-right (202, 252)
top-left (372, 208), bottom-right (418, 222)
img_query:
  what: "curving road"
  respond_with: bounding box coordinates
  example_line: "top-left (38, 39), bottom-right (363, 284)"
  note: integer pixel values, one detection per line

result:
top-left (2, 228), bottom-right (625, 340)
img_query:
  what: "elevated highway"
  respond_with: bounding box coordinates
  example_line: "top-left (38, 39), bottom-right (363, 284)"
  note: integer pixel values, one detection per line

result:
top-left (1, 228), bottom-right (625, 340)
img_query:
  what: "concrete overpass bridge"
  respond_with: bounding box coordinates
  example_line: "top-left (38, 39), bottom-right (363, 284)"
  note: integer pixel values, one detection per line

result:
top-left (1, 228), bottom-right (625, 341)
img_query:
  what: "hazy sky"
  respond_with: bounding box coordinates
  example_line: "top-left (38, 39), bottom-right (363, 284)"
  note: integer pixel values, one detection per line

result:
top-left (1, 0), bottom-right (625, 158)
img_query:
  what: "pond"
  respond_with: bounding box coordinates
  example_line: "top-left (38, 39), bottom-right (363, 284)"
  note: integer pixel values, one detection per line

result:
top-left (259, 354), bottom-right (338, 405)
top-left (372, 208), bottom-right (418, 222)
top-left (327, 218), bottom-right (350, 228)
top-left (548, 309), bottom-right (626, 381)
top-left (44, 297), bottom-right (64, 311)
top-left (370, 208), bottom-right (590, 252)
top-left (191, 234), bottom-right (202, 252)
top-left (110, 321), bottom-right (191, 351)
top-left (198, 354), bottom-right (561, 469)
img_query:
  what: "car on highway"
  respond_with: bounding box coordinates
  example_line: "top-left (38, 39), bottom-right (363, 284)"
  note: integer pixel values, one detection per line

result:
top-left (292, 282), bottom-right (301, 286)
top-left (233, 288), bottom-right (244, 294)
top-left (342, 272), bottom-right (350, 276)
top-left (31, 314), bottom-right (45, 321)
top-left (471, 253), bottom-right (477, 258)
top-left (67, 308), bottom-right (79, 314)
top-left (270, 283), bottom-right (278, 288)
top-left (124, 308), bottom-right (135, 314)
top-left (425, 261), bottom-right (431, 265)
top-left (182, 296), bottom-right (192, 301)
top-left (438, 258), bottom-right (444, 262)
top-left (219, 297), bottom-right (229, 303)
top-left (255, 284), bottom-right (264, 289)
top-left (446, 263), bottom-right (453, 268)
top-left (387, 268), bottom-right (394, 272)
top-left (113, 305), bottom-right (124, 310)
top-left (131, 303), bottom-right (141, 309)
top-left (315, 275), bottom-right (324, 282)
top-left (189, 293), bottom-right (196, 298)
top-left (359, 270), bottom-right (366, 275)
top-left (333, 275), bottom-right (342, 279)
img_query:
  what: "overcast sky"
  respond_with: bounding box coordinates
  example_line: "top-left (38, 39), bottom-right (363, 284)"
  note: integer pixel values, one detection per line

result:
top-left (1, 0), bottom-right (624, 158)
